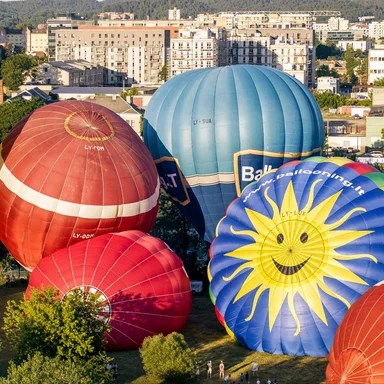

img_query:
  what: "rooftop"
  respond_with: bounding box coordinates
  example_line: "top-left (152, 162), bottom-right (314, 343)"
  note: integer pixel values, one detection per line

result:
top-left (86, 96), bottom-right (141, 115)
top-left (52, 87), bottom-right (123, 95)
top-left (47, 60), bottom-right (99, 72)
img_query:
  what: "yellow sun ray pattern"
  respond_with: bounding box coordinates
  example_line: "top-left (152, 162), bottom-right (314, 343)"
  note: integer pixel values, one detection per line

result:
top-left (224, 180), bottom-right (376, 336)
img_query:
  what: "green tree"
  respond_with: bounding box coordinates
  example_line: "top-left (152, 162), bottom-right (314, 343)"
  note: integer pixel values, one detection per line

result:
top-left (158, 64), bottom-right (168, 82)
top-left (2, 286), bottom-right (111, 366)
top-left (316, 64), bottom-right (339, 78)
top-left (0, 353), bottom-right (93, 384)
top-left (356, 57), bottom-right (368, 85)
top-left (374, 77), bottom-right (384, 86)
top-left (0, 98), bottom-right (44, 142)
top-left (1, 54), bottom-right (37, 90)
top-left (343, 46), bottom-right (359, 84)
top-left (140, 332), bottom-right (195, 382)
top-left (151, 190), bottom-right (208, 280)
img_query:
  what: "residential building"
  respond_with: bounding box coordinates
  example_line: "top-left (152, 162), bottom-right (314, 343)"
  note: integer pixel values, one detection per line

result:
top-left (326, 31), bottom-right (354, 42)
top-left (337, 40), bottom-right (371, 52)
top-left (26, 26), bottom-right (48, 55)
top-left (38, 60), bottom-right (104, 86)
top-left (47, 17), bottom-right (73, 61)
top-left (368, 21), bottom-right (384, 41)
top-left (365, 87), bottom-right (384, 146)
top-left (51, 86), bottom-right (122, 100)
top-left (0, 28), bottom-right (26, 49)
top-left (168, 8), bottom-right (181, 21)
top-left (368, 45), bottom-right (384, 84)
top-left (170, 29), bottom-right (219, 77)
top-left (328, 17), bottom-right (349, 31)
top-left (317, 76), bottom-right (340, 93)
top-left (55, 26), bottom-right (174, 86)
top-left (7, 87), bottom-right (51, 104)
top-left (218, 29), bottom-right (314, 87)
top-left (98, 12), bottom-right (135, 21)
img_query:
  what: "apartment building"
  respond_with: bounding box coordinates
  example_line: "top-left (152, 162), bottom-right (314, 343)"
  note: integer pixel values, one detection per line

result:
top-left (26, 27), bottom-right (48, 54)
top-left (368, 45), bottom-right (384, 85)
top-left (328, 17), bottom-right (349, 31)
top-left (368, 21), bottom-right (384, 41)
top-left (168, 8), bottom-right (181, 21)
top-left (170, 29), bottom-right (219, 77)
top-left (0, 28), bottom-right (26, 49)
top-left (55, 26), bottom-right (174, 85)
top-left (39, 60), bottom-right (104, 86)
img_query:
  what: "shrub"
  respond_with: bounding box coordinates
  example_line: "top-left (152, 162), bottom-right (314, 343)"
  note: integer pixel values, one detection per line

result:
top-left (140, 332), bottom-right (195, 382)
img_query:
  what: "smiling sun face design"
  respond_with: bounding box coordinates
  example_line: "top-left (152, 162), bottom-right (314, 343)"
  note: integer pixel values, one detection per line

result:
top-left (224, 180), bottom-right (376, 336)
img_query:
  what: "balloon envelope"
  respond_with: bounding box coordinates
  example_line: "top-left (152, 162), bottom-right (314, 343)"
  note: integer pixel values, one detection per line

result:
top-left (27, 230), bottom-right (192, 350)
top-left (209, 157), bottom-right (384, 356)
top-left (144, 65), bottom-right (324, 242)
top-left (326, 283), bottom-right (384, 383)
top-left (0, 101), bottom-right (159, 270)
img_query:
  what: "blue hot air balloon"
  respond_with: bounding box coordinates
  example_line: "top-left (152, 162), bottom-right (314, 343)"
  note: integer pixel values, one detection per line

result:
top-left (144, 65), bottom-right (324, 243)
top-left (209, 157), bottom-right (384, 357)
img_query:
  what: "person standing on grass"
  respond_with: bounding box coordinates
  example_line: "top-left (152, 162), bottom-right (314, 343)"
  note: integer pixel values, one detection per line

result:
top-left (251, 361), bottom-right (258, 376)
top-left (256, 378), bottom-right (261, 384)
top-left (195, 362), bottom-right (200, 379)
top-left (240, 372), bottom-right (244, 382)
top-left (245, 371), bottom-right (249, 383)
top-left (206, 360), bottom-right (213, 378)
top-left (219, 360), bottom-right (225, 379)
top-left (224, 373), bottom-right (231, 383)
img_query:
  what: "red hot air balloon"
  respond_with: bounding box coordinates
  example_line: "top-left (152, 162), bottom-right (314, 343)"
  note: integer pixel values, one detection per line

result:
top-left (0, 101), bottom-right (159, 271)
top-left (326, 282), bottom-right (384, 383)
top-left (27, 231), bottom-right (192, 351)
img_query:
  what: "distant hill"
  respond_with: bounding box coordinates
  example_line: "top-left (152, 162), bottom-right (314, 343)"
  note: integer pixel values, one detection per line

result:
top-left (0, 0), bottom-right (383, 28)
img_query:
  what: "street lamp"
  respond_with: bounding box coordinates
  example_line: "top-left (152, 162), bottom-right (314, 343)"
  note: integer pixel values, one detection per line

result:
top-left (122, 76), bottom-right (128, 91)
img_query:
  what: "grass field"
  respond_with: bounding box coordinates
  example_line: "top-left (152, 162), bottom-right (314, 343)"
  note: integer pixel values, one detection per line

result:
top-left (0, 283), bottom-right (328, 384)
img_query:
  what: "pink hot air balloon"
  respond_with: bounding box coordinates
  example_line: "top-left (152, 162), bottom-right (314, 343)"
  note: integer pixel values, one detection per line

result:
top-left (0, 101), bottom-right (159, 271)
top-left (27, 231), bottom-right (192, 350)
top-left (327, 282), bottom-right (384, 383)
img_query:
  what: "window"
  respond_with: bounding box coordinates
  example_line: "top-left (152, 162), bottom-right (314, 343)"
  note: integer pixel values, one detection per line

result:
top-left (105, 34), bottom-right (108, 38)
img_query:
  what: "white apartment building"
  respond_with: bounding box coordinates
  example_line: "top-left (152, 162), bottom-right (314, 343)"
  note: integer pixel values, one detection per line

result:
top-left (168, 8), bottom-right (181, 21)
top-left (170, 29), bottom-right (219, 77)
top-left (368, 21), bottom-right (384, 41)
top-left (55, 27), bottom-right (170, 86)
top-left (219, 29), bottom-right (313, 87)
top-left (337, 40), bottom-right (371, 52)
top-left (317, 77), bottom-right (340, 93)
top-left (328, 17), bottom-right (349, 31)
top-left (368, 45), bottom-right (384, 84)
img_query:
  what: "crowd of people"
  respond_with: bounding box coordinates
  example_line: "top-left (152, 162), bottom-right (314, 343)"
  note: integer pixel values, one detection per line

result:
top-left (194, 360), bottom-right (279, 383)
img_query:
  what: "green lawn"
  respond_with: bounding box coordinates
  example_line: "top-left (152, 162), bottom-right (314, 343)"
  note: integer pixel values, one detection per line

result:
top-left (0, 284), bottom-right (328, 384)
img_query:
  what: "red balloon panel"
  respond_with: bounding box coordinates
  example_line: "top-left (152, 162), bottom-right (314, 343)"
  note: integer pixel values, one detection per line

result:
top-left (27, 231), bottom-right (192, 351)
top-left (0, 101), bottom-right (159, 271)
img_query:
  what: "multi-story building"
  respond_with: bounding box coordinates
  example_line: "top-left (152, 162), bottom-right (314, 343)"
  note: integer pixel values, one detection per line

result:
top-left (337, 40), bottom-right (371, 52)
top-left (328, 17), bottom-right (349, 31)
top-left (0, 28), bottom-right (26, 49)
top-left (218, 29), bottom-right (314, 87)
top-left (55, 26), bottom-right (175, 85)
top-left (317, 77), bottom-right (340, 93)
top-left (168, 8), bottom-right (181, 21)
top-left (368, 21), bottom-right (384, 41)
top-left (326, 30), bottom-right (354, 42)
top-left (26, 26), bottom-right (48, 54)
top-left (38, 60), bottom-right (104, 86)
top-left (368, 45), bottom-right (384, 85)
top-left (47, 17), bottom-right (73, 61)
top-left (170, 29), bottom-right (219, 77)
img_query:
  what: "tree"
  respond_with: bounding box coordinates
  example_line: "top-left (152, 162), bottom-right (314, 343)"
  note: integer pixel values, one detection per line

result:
top-left (140, 332), bottom-right (195, 382)
top-left (0, 353), bottom-right (93, 384)
top-left (151, 190), bottom-right (208, 280)
top-left (316, 64), bottom-right (339, 78)
top-left (0, 98), bottom-right (44, 142)
top-left (1, 54), bottom-right (37, 90)
top-left (342, 46), bottom-right (359, 84)
top-left (356, 57), bottom-right (368, 85)
top-left (158, 64), bottom-right (168, 82)
top-left (374, 77), bottom-right (384, 86)
top-left (2, 286), bottom-right (111, 366)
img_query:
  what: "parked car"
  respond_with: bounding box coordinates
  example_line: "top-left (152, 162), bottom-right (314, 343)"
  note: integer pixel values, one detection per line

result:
top-left (369, 151), bottom-right (383, 158)
top-left (190, 280), bottom-right (203, 295)
top-left (353, 114), bottom-right (361, 119)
